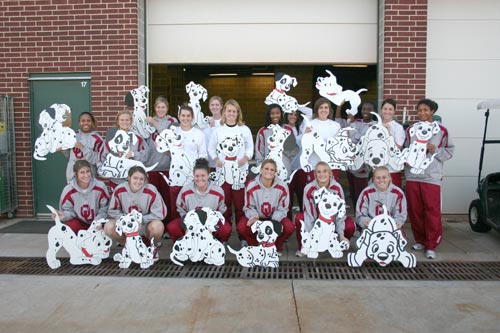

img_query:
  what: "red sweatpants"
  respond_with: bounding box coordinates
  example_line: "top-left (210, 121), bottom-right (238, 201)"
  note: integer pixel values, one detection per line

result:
top-left (221, 181), bottom-right (246, 224)
top-left (347, 172), bottom-right (369, 208)
top-left (148, 171), bottom-right (170, 221)
top-left (405, 181), bottom-right (442, 251)
top-left (169, 185), bottom-right (182, 221)
top-left (294, 212), bottom-right (355, 250)
top-left (287, 169), bottom-right (308, 219)
top-left (166, 216), bottom-right (232, 242)
top-left (237, 217), bottom-right (295, 251)
top-left (390, 172), bottom-right (403, 189)
top-left (65, 218), bottom-right (90, 234)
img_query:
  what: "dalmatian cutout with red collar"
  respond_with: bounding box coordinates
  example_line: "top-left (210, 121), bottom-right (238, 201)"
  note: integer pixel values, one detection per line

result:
top-left (126, 86), bottom-right (156, 139)
top-left (265, 73), bottom-right (310, 115)
top-left (185, 81), bottom-right (209, 129)
top-left (398, 121), bottom-right (440, 175)
top-left (209, 134), bottom-right (248, 190)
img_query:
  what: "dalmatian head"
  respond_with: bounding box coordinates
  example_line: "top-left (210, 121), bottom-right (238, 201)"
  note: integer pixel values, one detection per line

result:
top-left (313, 187), bottom-right (346, 219)
top-left (38, 108), bottom-right (58, 129)
top-left (274, 73), bottom-right (297, 92)
top-left (216, 135), bottom-right (243, 158)
top-left (108, 129), bottom-right (138, 155)
top-left (315, 70), bottom-right (344, 105)
top-left (325, 127), bottom-right (357, 163)
top-left (76, 219), bottom-right (112, 257)
top-left (251, 220), bottom-right (279, 245)
top-left (155, 128), bottom-right (183, 153)
top-left (267, 124), bottom-right (290, 152)
top-left (364, 139), bottom-right (390, 168)
top-left (128, 86), bottom-right (149, 111)
top-left (49, 103), bottom-right (72, 125)
top-left (410, 121), bottom-right (440, 141)
top-left (186, 81), bottom-right (208, 103)
top-left (200, 207), bottom-right (225, 233)
top-left (364, 112), bottom-right (390, 141)
top-left (115, 209), bottom-right (143, 236)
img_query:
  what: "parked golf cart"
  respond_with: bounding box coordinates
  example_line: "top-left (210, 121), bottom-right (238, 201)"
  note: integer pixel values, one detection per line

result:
top-left (469, 99), bottom-right (500, 233)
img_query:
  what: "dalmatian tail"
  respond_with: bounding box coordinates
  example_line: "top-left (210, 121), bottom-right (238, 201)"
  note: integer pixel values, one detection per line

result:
top-left (169, 252), bottom-right (186, 267)
top-left (286, 169), bottom-right (298, 184)
top-left (144, 162), bottom-right (159, 173)
top-left (46, 205), bottom-right (62, 226)
top-left (226, 245), bottom-right (240, 255)
top-left (33, 152), bottom-right (47, 161)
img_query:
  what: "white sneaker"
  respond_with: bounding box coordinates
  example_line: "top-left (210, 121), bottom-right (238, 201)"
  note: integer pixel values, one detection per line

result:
top-left (240, 240), bottom-right (248, 248)
top-left (295, 250), bottom-right (306, 258)
top-left (412, 243), bottom-right (425, 251)
top-left (425, 250), bottom-right (436, 259)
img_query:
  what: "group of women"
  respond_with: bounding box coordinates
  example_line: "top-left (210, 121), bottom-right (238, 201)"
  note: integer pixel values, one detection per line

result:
top-left (52, 94), bottom-right (454, 261)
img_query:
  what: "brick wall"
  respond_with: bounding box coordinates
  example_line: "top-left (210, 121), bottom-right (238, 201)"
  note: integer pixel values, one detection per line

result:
top-left (0, 0), bottom-right (140, 217)
top-left (382, 0), bottom-right (428, 123)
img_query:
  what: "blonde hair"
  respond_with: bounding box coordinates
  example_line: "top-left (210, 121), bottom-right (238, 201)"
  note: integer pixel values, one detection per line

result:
top-left (221, 99), bottom-right (245, 126)
top-left (115, 109), bottom-right (133, 128)
top-left (209, 96), bottom-right (223, 106)
top-left (314, 161), bottom-right (332, 182)
top-left (154, 96), bottom-right (169, 109)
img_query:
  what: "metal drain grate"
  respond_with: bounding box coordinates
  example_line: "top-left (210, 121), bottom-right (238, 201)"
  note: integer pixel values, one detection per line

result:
top-left (1, 257), bottom-right (500, 281)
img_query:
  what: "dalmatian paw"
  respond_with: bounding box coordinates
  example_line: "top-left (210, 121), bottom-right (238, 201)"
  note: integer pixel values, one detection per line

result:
top-left (410, 167), bottom-right (425, 175)
top-left (347, 253), bottom-right (362, 267)
top-left (231, 183), bottom-right (244, 190)
top-left (330, 250), bottom-right (343, 259)
top-left (113, 253), bottom-right (123, 262)
top-left (339, 240), bottom-right (350, 251)
top-left (307, 251), bottom-right (319, 259)
top-left (47, 259), bottom-right (61, 269)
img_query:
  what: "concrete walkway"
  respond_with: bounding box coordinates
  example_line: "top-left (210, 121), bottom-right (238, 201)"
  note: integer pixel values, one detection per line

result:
top-left (1, 216), bottom-right (500, 332)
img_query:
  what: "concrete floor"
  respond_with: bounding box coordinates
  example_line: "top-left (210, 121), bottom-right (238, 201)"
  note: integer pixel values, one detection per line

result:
top-left (1, 216), bottom-right (500, 332)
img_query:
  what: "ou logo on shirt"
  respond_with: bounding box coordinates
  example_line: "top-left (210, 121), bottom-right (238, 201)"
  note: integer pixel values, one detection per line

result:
top-left (260, 202), bottom-right (274, 218)
top-left (81, 204), bottom-right (95, 222)
top-left (128, 206), bottom-right (142, 214)
top-left (375, 204), bottom-right (384, 216)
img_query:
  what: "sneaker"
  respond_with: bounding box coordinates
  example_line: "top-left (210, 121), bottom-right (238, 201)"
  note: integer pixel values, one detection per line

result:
top-left (425, 250), bottom-right (436, 259)
top-left (240, 240), bottom-right (248, 248)
top-left (412, 243), bottom-right (425, 251)
top-left (153, 247), bottom-right (160, 262)
top-left (295, 250), bottom-right (306, 258)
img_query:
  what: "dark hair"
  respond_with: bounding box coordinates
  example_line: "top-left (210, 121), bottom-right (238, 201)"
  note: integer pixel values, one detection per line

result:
top-left (260, 159), bottom-right (277, 171)
top-left (284, 111), bottom-right (303, 133)
top-left (313, 98), bottom-right (332, 119)
top-left (417, 99), bottom-right (439, 113)
top-left (73, 159), bottom-right (92, 175)
top-left (381, 98), bottom-right (397, 110)
top-left (193, 158), bottom-right (210, 174)
top-left (178, 104), bottom-right (194, 117)
top-left (265, 104), bottom-right (283, 126)
top-left (128, 166), bottom-right (148, 180)
top-left (78, 112), bottom-right (96, 129)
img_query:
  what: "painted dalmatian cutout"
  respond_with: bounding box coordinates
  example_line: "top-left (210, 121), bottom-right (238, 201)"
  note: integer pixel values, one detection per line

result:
top-left (155, 128), bottom-right (193, 186)
top-left (300, 114), bottom-right (357, 172)
top-left (33, 103), bottom-right (76, 161)
top-left (185, 81), bottom-right (209, 129)
top-left (46, 205), bottom-right (111, 269)
top-left (300, 188), bottom-right (350, 259)
top-left (99, 130), bottom-right (158, 179)
top-left (127, 86), bottom-right (156, 139)
top-left (170, 208), bottom-right (226, 266)
top-left (265, 72), bottom-right (310, 113)
top-left (113, 210), bottom-right (156, 269)
top-left (351, 112), bottom-right (403, 171)
top-left (209, 134), bottom-right (248, 190)
top-left (315, 70), bottom-right (367, 116)
top-left (227, 220), bottom-right (280, 268)
top-left (398, 121), bottom-right (440, 175)
top-left (348, 205), bottom-right (416, 268)
top-left (251, 124), bottom-right (292, 182)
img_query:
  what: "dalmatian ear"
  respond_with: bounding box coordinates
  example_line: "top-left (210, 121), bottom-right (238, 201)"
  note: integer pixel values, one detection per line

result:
top-left (356, 229), bottom-right (372, 248)
top-left (409, 126), bottom-right (416, 137)
top-left (251, 220), bottom-right (261, 234)
top-left (392, 229), bottom-right (407, 251)
top-left (186, 81), bottom-right (195, 93)
top-left (132, 209), bottom-right (142, 223)
top-left (431, 121), bottom-right (440, 134)
top-left (129, 133), bottom-right (138, 146)
top-left (202, 89), bottom-right (208, 102)
top-left (115, 220), bottom-right (123, 236)
top-left (216, 142), bottom-right (222, 154)
top-left (235, 135), bottom-right (244, 148)
top-left (291, 77), bottom-right (298, 87)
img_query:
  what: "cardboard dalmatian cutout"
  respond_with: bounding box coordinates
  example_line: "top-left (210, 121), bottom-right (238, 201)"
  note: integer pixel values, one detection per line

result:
top-left (113, 210), bottom-right (156, 269)
top-left (33, 103), bottom-right (77, 161)
top-left (227, 220), bottom-right (280, 268)
top-left (398, 121), bottom-right (441, 175)
top-left (264, 72), bottom-right (310, 114)
top-left (170, 208), bottom-right (226, 266)
top-left (348, 205), bottom-right (416, 268)
top-left (155, 128), bottom-right (193, 186)
top-left (185, 81), bottom-right (210, 129)
top-left (251, 124), bottom-right (294, 182)
top-left (299, 188), bottom-right (350, 259)
top-left (99, 129), bottom-right (158, 179)
top-left (46, 205), bottom-right (111, 269)
top-left (300, 114), bottom-right (357, 172)
top-left (315, 70), bottom-right (367, 116)
top-left (351, 112), bottom-right (404, 171)
top-left (126, 86), bottom-right (156, 139)
top-left (209, 134), bottom-right (248, 190)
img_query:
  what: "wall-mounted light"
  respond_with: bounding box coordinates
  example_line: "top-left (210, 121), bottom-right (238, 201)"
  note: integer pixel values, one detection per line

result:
top-left (252, 72), bottom-right (275, 76)
top-left (333, 64), bottom-right (368, 68)
top-left (209, 73), bottom-right (238, 77)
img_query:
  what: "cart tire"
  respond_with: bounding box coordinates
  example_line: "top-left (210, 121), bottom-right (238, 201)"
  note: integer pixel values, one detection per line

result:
top-left (468, 199), bottom-right (491, 233)
top-left (7, 212), bottom-right (15, 219)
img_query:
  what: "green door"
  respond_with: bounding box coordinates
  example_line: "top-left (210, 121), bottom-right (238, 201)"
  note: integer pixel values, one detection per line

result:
top-left (30, 73), bottom-right (91, 215)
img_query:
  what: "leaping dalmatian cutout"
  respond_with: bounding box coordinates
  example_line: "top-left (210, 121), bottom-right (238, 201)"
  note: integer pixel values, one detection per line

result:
top-left (155, 127), bottom-right (193, 186)
top-left (398, 121), bottom-right (441, 175)
top-left (299, 187), bottom-right (350, 259)
top-left (227, 220), bottom-right (280, 268)
top-left (264, 72), bottom-right (310, 116)
top-left (315, 70), bottom-right (367, 116)
top-left (33, 103), bottom-right (76, 161)
top-left (46, 205), bottom-right (111, 269)
top-left (347, 205), bottom-right (416, 268)
top-left (300, 114), bottom-right (357, 172)
top-left (351, 112), bottom-right (404, 171)
top-left (99, 129), bottom-right (158, 179)
top-left (209, 134), bottom-right (248, 190)
top-left (127, 86), bottom-right (156, 139)
top-left (185, 81), bottom-right (210, 129)
top-left (170, 207), bottom-right (226, 266)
